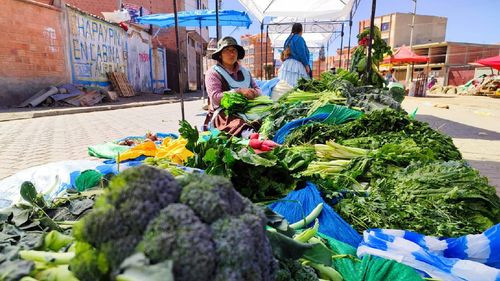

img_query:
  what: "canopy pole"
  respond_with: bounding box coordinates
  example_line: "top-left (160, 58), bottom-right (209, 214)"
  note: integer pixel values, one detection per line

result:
top-left (406, 0), bottom-right (417, 86)
top-left (339, 23), bottom-right (345, 69)
top-left (265, 24), bottom-right (269, 79)
top-left (173, 0), bottom-right (185, 121)
top-left (347, 6), bottom-right (353, 69)
top-left (366, 0), bottom-right (377, 82)
top-left (215, 0), bottom-right (220, 41)
top-left (260, 22), bottom-right (264, 80)
top-left (326, 40), bottom-right (329, 71)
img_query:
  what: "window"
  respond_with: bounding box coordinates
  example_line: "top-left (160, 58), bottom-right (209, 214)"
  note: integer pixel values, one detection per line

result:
top-left (248, 47), bottom-right (254, 55)
top-left (381, 22), bottom-right (390, 31)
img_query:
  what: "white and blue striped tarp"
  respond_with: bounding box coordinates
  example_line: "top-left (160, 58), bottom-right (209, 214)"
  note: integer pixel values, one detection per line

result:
top-left (357, 224), bottom-right (500, 281)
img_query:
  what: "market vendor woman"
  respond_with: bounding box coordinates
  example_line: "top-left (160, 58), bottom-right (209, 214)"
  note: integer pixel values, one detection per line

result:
top-left (204, 36), bottom-right (262, 136)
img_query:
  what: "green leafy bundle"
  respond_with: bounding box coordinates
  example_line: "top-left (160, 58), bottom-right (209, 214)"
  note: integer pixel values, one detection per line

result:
top-left (333, 160), bottom-right (500, 237)
top-left (179, 121), bottom-right (296, 202)
top-left (220, 92), bottom-right (273, 117)
top-left (220, 92), bottom-right (249, 115)
top-left (284, 109), bottom-right (461, 161)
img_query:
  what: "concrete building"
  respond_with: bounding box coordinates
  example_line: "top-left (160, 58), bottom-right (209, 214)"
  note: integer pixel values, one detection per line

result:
top-left (359, 13), bottom-right (447, 48)
top-left (388, 42), bottom-right (500, 86)
top-left (240, 34), bottom-right (274, 80)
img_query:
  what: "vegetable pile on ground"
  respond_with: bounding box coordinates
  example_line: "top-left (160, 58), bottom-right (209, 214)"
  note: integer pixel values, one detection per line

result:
top-left (2, 68), bottom-right (500, 281)
top-left (1, 166), bottom-right (363, 281)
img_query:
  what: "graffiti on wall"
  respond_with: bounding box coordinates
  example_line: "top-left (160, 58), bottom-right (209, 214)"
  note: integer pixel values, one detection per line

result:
top-left (127, 29), bottom-right (151, 92)
top-left (67, 8), bottom-right (127, 86)
top-left (43, 27), bottom-right (58, 53)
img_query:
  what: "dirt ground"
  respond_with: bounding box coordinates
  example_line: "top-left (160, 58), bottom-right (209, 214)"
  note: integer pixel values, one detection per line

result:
top-left (401, 94), bottom-right (500, 194)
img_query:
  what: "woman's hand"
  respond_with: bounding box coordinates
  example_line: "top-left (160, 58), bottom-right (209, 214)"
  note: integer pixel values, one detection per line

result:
top-left (305, 65), bottom-right (311, 73)
top-left (238, 88), bottom-right (258, 100)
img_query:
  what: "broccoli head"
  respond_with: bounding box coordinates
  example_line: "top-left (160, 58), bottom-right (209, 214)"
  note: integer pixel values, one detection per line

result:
top-left (179, 173), bottom-right (247, 223)
top-left (69, 242), bottom-right (109, 281)
top-left (276, 258), bottom-right (318, 281)
top-left (71, 166), bottom-right (181, 280)
top-left (139, 203), bottom-right (216, 281)
top-left (211, 213), bottom-right (277, 281)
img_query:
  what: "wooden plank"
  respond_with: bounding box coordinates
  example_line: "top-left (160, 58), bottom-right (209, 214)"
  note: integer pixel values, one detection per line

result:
top-left (107, 72), bottom-right (134, 97)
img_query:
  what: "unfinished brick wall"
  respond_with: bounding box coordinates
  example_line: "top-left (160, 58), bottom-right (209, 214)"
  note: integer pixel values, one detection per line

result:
top-left (0, 0), bottom-right (69, 106)
top-left (63, 0), bottom-right (178, 16)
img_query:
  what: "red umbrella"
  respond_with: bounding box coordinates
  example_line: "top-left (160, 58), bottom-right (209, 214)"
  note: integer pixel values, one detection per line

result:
top-left (476, 55), bottom-right (500, 70)
top-left (383, 45), bottom-right (429, 64)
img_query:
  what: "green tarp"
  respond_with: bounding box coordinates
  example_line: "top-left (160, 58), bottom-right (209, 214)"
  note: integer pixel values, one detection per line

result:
top-left (88, 142), bottom-right (130, 159)
top-left (319, 233), bottom-right (424, 281)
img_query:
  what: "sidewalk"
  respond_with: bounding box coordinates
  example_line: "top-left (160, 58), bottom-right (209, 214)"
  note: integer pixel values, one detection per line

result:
top-left (0, 91), bottom-right (206, 122)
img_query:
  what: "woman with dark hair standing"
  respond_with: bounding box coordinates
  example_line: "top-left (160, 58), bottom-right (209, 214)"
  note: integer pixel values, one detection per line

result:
top-left (278, 23), bottom-right (311, 87)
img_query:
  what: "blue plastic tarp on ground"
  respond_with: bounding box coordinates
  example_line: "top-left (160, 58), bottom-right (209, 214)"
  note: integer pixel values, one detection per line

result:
top-left (358, 225), bottom-right (500, 281)
top-left (137, 9), bottom-right (252, 28)
top-left (269, 182), bottom-right (362, 247)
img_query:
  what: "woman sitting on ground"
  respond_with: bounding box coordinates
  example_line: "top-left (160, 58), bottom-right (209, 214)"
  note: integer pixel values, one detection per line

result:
top-left (204, 36), bottom-right (262, 136)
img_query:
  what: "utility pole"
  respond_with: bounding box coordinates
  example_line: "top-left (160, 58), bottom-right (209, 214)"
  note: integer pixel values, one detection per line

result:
top-left (215, 0), bottom-right (220, 41)
top-left (173, 0), bottom-right (185, 121)
top-left (347, 4), bottom-right (353, 70)
top-left (406, 0), bottom-right (417, 85)
top-left (339, 23), bottom-right (345, 69)
top-left (366, 0), bottom-right (377, 82)
top-left (260, 22), bottom-right (264, 80)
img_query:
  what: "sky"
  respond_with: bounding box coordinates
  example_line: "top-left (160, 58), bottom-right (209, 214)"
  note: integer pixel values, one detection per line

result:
top-left (207, 0), bottom-right (500, 57)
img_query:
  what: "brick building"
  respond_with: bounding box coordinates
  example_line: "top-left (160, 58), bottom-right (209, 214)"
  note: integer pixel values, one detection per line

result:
top-left (0, 0), bottom-right (208, 107)
top-left (389, 42), bottom-right (500, 86)
top-left (0, 0), bottom-right (70, 106)
top-left (240, 34), bottom-right (274, 80)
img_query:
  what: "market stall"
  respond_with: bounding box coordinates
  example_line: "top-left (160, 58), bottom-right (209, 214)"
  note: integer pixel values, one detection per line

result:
top-left (1, 67), bottom-right (499, 281)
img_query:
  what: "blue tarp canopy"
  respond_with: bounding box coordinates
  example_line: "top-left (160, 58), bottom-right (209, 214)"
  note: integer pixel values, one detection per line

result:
top-left (137, 9), bottom-right (252, 28)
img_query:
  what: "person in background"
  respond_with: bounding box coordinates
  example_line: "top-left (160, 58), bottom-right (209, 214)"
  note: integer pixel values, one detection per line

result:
top-left (385, 68), bottom-right (397, 83)
top-left (278, 23), bottom-right (311, 87)
top-left (427, 75), bottom-right (438, 89)
top-left (204, 36), bottom-right (262, 136)
top-left (330, 67), bottom-right (337, 74)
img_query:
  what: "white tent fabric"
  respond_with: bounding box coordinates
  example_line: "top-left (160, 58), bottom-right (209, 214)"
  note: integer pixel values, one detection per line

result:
top-left (238, 0), bottom-right (355, 50)
top-left (238, 0), bottom-right (354, 22)
top-left (267, 17), bottom-right (343, 48)
top-left (269, 32), bottom-right (330, 49)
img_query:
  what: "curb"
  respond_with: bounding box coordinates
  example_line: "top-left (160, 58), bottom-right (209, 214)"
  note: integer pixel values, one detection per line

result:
top-left (0, 97), bottom-right (203, 122)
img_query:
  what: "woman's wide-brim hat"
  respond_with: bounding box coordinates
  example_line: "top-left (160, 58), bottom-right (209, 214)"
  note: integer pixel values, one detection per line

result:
top-left (211, 36), bottom-right (245, 60)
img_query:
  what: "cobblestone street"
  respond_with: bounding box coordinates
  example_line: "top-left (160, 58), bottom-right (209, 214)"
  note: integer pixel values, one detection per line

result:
top-left (0, 99), bottom-right (206, 179)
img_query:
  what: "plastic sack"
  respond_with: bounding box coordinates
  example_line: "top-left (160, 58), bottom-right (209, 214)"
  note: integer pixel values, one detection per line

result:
top-left (0, 160), bottom-right (141, 208)
top-left (0, 160), bottom-right (103, 208)
top-left (255, 78), bottom-right (280, 97)
top-left (269, 182), bottom-right (361, 247)
top-left (318, 233), bottom-right (423, 281)
top-left (357, 226), bottom-right (500, 281)
top-left (271, 79), bottom-right (294, 101)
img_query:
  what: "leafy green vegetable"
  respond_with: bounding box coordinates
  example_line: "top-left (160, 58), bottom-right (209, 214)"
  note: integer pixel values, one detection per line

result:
top-left (284, 109), bottom-right (462, 161)
top-left (220, 92), bottom-right (248, 115)
top-left (333, 160), bottom-right (500, 237)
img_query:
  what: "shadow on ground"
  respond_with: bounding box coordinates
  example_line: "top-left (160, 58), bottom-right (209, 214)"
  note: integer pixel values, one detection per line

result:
top-left (416, 115), bottom-right (500, 140)
top-left (466, 159), bottom-right (500, 194)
